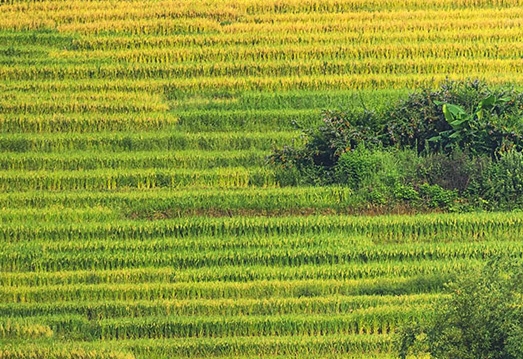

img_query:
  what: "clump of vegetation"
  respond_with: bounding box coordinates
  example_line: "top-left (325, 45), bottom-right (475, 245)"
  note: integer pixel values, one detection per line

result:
top-left (269, 79), bottom-right (523, 211)
top-left (383, 79), bottom-right (523, 156)
top-left (395, 259), bottom-right (523, 359)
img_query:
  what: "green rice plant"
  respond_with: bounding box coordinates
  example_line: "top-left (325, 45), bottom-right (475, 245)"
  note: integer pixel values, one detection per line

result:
top-left (175, 108), bottom-right (319, 131)
top-left (0, 112), bottom-right (178, 133)
top-left (2, 237), bottom-right (519, 272)
top-left (0, 91), bottom-right (168, 115)
top-left (0, 187), bottom-right (353, 215)
top-left (0, 150), bottom-right (268, 171)
top-left (96, 308), bottom-right (430, 340)
top-left (0, 131), bottom-right (300, 152)
top-left (117, 334), bottom-right (392, 357)
top-left (0, 167), bottom-right (275, 192)
top-left (0, 319), bottom-right (53, 339)
top-left (0, 277), bottom-right (446, 303)
top-left (0, 347), bottom-right (134, 359)
top-left (0, 294), bottom-right (441, 319)
top-left (0, 207), bottom-right (117, 223)
top-left (2, 212), bottom-right (523, 242)
top-left (0, 258), bottom-right (481, 287)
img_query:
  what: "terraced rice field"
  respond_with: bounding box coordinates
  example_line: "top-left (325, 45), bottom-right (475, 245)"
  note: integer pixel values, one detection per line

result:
top-left (2, 0), bottom-right (523, 358)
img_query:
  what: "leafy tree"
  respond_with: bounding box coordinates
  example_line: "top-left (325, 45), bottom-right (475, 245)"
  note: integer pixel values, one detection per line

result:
top-left (396, 259), bottom-right (523, 359)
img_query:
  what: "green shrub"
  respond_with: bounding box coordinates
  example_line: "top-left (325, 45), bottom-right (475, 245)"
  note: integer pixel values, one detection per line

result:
top-left (268, 107), bottom-right (382, 185)
top-left (392, 184), bottom-right (420, 201)
top-left (418, 183), bottom-right (458, 209)
top-left (335, 147), bottom-right (424, 208)
top-left (334, 146), bottom-right (382, 190)
top-left (383, 79), bottom-right (523, 156)
top-left (395, 259), bottom-right (523, 359)
top-left (270, 80), bottom-right (523, 211)
top-left (415, 148), bottom-right (474, 193)
top-left (468, 150), bottom-right (523, 209)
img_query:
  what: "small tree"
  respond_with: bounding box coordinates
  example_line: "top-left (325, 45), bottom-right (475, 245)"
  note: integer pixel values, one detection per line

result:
top-left (396, 259), bottom-right (523, 359)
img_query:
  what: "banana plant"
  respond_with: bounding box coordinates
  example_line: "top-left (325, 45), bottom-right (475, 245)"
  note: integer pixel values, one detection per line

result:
top-left (429, 93), bottom-right (511, 155)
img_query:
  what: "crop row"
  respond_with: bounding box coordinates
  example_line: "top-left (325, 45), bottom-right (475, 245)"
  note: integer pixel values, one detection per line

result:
top-left (0, 309), bottom-right (430, 340)
top-left (0, 347), bottom-right (134, 359)
top-left (0, 228), bottom-right (501, 253)
top-left (0, 294), bottom-right (439, 319)
top-left (0, 79), bottom-right (168, 94)
top-left (0, 150), bottom-right (268, 171)
top-left (3, 4), bottom-right (521, 34)
top-left (3, 58), bottom-right (522, 81)
top-left (0, 108), bottom-right (317, 133)
top-left (0, 93), bottom-right (167, 115)
top-left (10, 227), bottom-right (520, 254)
top-left (2, 212), bottom-right (522, 241)
top-left (0, 187), bottom-right (352, 213)
top-left (0, 320), bottom-right (52, 340)
top-left (97, 309), bottom-right (429, 339)
top-left (0, 167), bottom-right (275, 191)
top-left (79, 43), bottom-right (523, 64)
top-left (0, 276), bottom-right (447, 303)
top-left (0, 188), bottom-right (359, 221)
top-left (175, 108), bottom-right (319, 131)
top-left (169, 89), bottom-right (403, 111)
top-left (2, 240), bottom-right (520, 272)
top-left (223, 10), bottom-right (523, 30)
top-left (0, 131), bottom-right (297, 152)
top-left (239, 0), bottom-right (523, 13)
top-left (0, 113), bottom-right (178, 133)
top-left (0, 259), bottom-right (482, 287)
top-left (3, 0), bottom-right (520, 19)
top-left (0, 207), bottom-right (117, 223)
top-left (0, 73), bottom-right (502, 93)
top-left (0, 110), bottom-right (317, 134)
top-left (122, 334), bottom-right (390, 357)
top-left (3, 87), bottom-right (387, 111)
top-left (1, 0), bottom-right (519, 14)
top-left (51, 15), bottom-right (523, 36)
top-left (68, 27), bottom-right (523, 51)
top-left (0, 86), bottom-right (398, 113)
top-left (0, 335), bottom-right (391, 358)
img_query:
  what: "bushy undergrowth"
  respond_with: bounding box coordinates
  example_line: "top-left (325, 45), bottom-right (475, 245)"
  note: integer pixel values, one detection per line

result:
top-left (269, 80), bottom-right (523, 211)
top-left (395, 259), bottom-right (523, 359)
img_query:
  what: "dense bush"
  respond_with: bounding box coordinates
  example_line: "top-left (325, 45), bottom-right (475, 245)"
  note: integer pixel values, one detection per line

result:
top-left (383, 80), bottom-right (523, 156)
top-left (395, 259), bottom-right (523, 359)
top-left (269, 80), bottom-right (523, 211)
top-left (467, 150), bottom-right (523, 209)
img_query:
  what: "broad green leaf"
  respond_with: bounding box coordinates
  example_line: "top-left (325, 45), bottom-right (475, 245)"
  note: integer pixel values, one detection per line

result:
top-left (479, 94), bottom-right (496, 108)
top-left (446, 104), bottom-right (467, 117)
top-left (441, 103), bottom-right (453, 122)
top-left (449, 121), bottom-right (463, 129)
top-left (477, 108), bottom-right (484, 120)
top-left (449, 132), bottom-right (462, 139)
top-left (442, 103), bottom-right (467, 124)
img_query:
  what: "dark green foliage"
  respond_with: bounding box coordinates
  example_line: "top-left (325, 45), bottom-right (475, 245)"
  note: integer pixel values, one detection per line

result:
top-left (382, 80), bottom-right (523, 156)
top-left (270, 80), bottom-right (523, 211)
top-left (417, 183), bottom-right (458, 209)
top-left (334, 146), bottom-right (405, 192)
top-left (268, 108), bottom-right (382, 185)
top-left (334, 146), bottom-right (382, 189)
top-left (415, 148), bottom-right (474, 192)
top-left (271, 80), bottom-right (523, 172)
top-left (395, 259), bottom-right (523, 359)
top-left (467, 150), bottom-right (523, 209)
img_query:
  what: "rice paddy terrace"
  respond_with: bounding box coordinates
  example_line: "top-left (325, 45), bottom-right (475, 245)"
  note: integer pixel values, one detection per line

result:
top-left (2, 0), bottom-right (523, 358)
